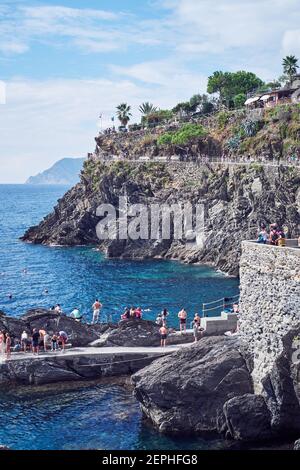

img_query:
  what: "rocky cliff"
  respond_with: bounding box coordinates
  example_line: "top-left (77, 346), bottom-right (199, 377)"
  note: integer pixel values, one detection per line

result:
top-left (21, 156), bottom-right (300, 275)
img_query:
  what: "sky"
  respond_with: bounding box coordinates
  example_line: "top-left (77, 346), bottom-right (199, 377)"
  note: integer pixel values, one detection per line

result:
top-left (0, 0), bottom-right (300, 183)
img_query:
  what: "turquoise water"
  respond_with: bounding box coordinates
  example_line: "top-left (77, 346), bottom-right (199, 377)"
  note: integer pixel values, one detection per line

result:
top-left (0, 185), bottom-right (239, 326)
top-left (0, 184), bottom-right (239, 450)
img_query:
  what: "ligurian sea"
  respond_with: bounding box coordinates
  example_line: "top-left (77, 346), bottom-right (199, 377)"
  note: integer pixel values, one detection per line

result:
top-left (0, 184), bottom-right (241, 450)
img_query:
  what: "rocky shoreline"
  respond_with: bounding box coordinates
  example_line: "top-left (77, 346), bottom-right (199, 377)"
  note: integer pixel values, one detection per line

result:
top-left (21, 158), bottom-right (300, 276)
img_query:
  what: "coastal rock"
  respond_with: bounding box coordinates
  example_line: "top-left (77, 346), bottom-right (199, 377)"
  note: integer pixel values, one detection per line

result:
top-left (132, 336), bottom-right (253, 434)
top-left (0, 445), bottom-right (10, 450)
top-left (90, 319), bottom-right (161, 347)
top-left (90, 319), bottom-right (194, 347)
top-left (223, 394), bottom-right (272, 441)
top-left (20, 309), bottom-right (101, 347)
top-left (21, 139), bottom-right (300, 276)
top-left (0, 309), bottom-right (103, 347)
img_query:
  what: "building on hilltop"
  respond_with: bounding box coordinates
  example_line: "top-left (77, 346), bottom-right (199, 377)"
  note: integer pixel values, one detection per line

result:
top-left (245, 74), bottom-right (300, 109)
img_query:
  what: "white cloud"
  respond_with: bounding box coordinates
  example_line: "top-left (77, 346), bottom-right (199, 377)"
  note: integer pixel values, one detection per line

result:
top-left (0, 74), bottom-right (206, 183)
top-left (282, 29), bottom-right (300, 57)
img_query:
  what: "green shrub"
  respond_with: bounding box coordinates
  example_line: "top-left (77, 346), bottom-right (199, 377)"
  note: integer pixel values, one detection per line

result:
top-left (157, 133), bottom-right (173, 145)
top-left (158, 123), bottom-right (207, 146)
top-left (217, 111), bottom-right (230, 129)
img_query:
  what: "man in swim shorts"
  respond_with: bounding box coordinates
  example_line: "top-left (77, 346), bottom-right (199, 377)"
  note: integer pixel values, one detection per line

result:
top-left (178, 308), bottom-right (187, 334)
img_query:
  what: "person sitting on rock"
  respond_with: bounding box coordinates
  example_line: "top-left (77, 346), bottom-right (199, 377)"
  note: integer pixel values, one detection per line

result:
top-left (54, 304), bottom-right (62, 314)
top-left (121, 307), bottom-right (130, 320)
top-left (257, 226), bottom-right (268, 244)
top-left (135, 307), bottom-right (142, 319)
top-left (70, 307), bottom-right (82, 322)
top-left (129, 307), bottom-right (136, 318)
top-left (155, 313), bottom-right (163, 327)
top-left (269, 224), bottom-right (279, 245)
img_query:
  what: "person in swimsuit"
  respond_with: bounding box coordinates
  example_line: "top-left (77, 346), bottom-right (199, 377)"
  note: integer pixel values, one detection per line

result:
top-left (159, 323), bottom-right (168, 348)
top-left (92, 299), bottom-right (102, 324)
top-left (178, 308), bottom-right (187, 334)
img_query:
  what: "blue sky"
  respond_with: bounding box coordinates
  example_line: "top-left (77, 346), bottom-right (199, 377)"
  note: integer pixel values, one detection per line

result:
top-left (0, 0), bottom-right (300, 182)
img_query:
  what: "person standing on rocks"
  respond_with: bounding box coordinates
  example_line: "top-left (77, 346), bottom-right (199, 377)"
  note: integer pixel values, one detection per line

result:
top-left (31, 328), bottom-right (40, 355)
top-left (92, 299), bottom-right (102, 324)
top-left (161, 308), bottom-right (169, 324)
top-left (159, 323), bottom-right (168, 348)
top-left (178, 308), bottom-right (187, 334)
top-left (21, 330), bottom-right (28, 352)
top-left (5, 333), bottom-right (11, 360)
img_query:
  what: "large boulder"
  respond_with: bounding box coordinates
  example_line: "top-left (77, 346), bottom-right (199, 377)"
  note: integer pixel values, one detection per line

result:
top-left (223, 394), bottom-right (272, 441)
top-left (132, 336), bottom-right (253, 434)
top-left (0, 312), bottom-right (26, 339)
top-left (90, 319), bottom-right (161, 347)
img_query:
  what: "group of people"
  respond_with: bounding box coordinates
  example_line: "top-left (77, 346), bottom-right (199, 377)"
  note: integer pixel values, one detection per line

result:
top-left (0, 328), bottom-right (69, 360)
top-left (49, 299), bottom-right (103, 325)
top-left (121, 306), bottom-right (142, 320)
top-left (154, 308), bottom-right (204, 347)
top-left (257, 223), bottom-right (286, 246)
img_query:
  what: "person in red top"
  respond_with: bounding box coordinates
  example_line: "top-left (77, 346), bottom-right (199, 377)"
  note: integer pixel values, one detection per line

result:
top-left (135, 307), bottom-right (142, 319)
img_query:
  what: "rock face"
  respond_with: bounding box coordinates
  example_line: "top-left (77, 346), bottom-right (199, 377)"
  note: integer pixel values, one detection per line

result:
top-left (223, 394), bottom-right (272, 441)
top-left (90, 319), bottom-right (161, 347)
top-left (132, 336), bottom-right (253, 434)
top-left (239, 242), bottom-right (300, 435)
top-left (0, 309), bottom-right (101, 347)
top-left (21, 158), bottom-right (300, 276)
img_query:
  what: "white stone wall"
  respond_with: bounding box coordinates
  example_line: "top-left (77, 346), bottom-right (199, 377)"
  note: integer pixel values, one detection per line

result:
top-left (239, 241), bottom-right (300, 391)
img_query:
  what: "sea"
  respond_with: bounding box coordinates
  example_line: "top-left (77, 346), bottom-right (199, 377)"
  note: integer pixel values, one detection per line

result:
top-left (0, 184), bottom-right (240, 450)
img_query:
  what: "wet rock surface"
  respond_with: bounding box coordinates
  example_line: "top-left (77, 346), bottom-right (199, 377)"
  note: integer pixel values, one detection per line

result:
top-left (132, 336), bottom-right (253, 434)
top-left (223, 394), bottom-right (272, 441)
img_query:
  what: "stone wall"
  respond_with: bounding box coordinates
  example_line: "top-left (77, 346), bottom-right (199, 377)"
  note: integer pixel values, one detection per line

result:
top-left (239, 241), bottom-right (300, 392)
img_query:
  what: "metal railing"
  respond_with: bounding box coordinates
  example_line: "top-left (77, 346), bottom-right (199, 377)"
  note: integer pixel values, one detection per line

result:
top-left (202, 294), bottom-right (240, 318)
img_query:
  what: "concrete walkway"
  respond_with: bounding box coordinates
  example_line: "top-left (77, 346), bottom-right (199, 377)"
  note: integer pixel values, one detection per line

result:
top-left (1, 342), bottom-right (194, 363)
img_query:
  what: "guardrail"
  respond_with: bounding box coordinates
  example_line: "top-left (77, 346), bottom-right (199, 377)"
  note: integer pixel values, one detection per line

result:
top-left (91, 154), bottom-right (300, 168)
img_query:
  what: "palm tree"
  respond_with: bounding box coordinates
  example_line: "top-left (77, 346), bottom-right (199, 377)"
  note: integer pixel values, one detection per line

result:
top-left (282, 55), bottom-right (299, 84)
top-left (139, 102), bottom-right (157, 115)
top-left (116, 103), bottom-right (132, 127)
